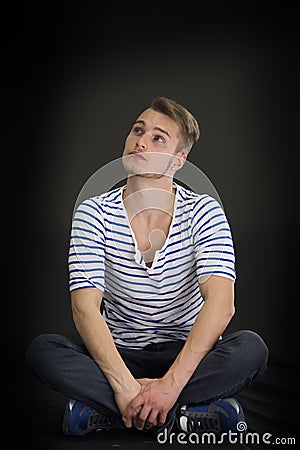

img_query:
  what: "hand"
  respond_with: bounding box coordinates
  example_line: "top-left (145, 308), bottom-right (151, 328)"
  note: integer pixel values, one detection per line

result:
top-left (122, 377), bottom-right (180, 431)
top-left (114, 380), bottom-right (142, 417)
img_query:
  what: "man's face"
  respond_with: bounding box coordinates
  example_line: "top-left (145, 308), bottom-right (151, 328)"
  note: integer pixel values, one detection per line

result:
top-left (122, 108), bottom-right (185, 178)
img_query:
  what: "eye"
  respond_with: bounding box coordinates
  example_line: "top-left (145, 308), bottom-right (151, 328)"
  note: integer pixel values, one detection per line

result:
top-left (153, 135), bottom-right (165, 143)
top-left (133, 126), bottom-right (144, 135)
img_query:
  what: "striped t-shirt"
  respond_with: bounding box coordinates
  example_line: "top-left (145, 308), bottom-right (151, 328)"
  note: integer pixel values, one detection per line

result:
top-left (68, 183), bottom-right (236, 349)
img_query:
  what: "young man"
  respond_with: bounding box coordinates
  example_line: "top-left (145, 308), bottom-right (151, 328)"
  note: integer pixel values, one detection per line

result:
top-left (26, 97), bottom-right (268, 437)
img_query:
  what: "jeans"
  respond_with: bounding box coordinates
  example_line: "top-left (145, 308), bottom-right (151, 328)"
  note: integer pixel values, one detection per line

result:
top-left (26, 330), bottom-right (269, 429)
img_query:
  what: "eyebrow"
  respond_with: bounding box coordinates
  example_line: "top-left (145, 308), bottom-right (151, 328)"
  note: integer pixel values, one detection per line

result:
top-left (133, 120), bottom-right (171, 139)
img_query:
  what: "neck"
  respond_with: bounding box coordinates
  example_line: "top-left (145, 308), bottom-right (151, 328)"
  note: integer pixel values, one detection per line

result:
top-left (123, 175), bottom-right (176, 224)
top-left (124, 174), bottom-right (174, 198)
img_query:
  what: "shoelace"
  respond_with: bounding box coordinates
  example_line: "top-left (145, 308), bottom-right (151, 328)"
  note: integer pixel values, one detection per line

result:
top-left (184, 412), bottom-right (221, 433)
top-left (87, 410), bottom-right (115, 431)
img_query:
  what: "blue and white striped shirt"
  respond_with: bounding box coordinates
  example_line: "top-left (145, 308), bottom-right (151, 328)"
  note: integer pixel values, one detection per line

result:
top-left (68, 184), bottom-right (236, 349)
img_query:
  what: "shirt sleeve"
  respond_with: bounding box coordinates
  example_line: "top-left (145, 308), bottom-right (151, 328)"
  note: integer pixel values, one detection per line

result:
top-left (191, 195), bottom-right (236, 283)
top-left (68, 197), bottom-right (106, 292)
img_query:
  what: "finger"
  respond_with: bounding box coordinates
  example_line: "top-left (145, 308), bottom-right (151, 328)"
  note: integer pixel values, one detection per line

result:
top-left (122, 397), bottom-right (144, 421)
top-left (132, 405), bottom-right (144, 429)
top-left (122, 414), bottom-right (132, 428)
top-left (122, 412), bottom-right (133, 429)
top-left (130, 396), bottom-right (144, 413)
top-left (135, 405), bottom-right (152, 430)
top-left (157, 410), bottom-right (168, 427)
top-left (123, 404), bottom-right (142, 428)
top-left (144, 409), bottom-right (159, 430)
top-left (133, 415), bottom-right (139, 429)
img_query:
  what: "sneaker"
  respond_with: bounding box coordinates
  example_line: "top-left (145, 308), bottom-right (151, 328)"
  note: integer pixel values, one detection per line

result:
top-left (177, 397), bottom-right (246, 434)
top-left (62, 399), bottom-right (117, 436)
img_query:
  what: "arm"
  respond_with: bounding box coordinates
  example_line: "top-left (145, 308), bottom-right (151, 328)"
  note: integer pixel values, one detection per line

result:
top-left (71, 288), bottom-right (141, 414)
top-left (163, 275), bottom-right (235, 391)
top-left (122, 275), bottom-right (235, 429)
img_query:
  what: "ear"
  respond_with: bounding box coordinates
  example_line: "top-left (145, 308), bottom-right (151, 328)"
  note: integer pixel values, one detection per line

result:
top-left (174, 152), bottom-right (187, 170)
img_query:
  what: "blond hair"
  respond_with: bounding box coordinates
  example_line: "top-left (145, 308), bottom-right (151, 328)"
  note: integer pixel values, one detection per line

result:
top-left (150, 97), bottom-right (200, 154)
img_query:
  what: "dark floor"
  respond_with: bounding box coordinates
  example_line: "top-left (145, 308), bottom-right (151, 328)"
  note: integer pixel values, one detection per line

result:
top-left (23, 359), bottom-right (298, 450)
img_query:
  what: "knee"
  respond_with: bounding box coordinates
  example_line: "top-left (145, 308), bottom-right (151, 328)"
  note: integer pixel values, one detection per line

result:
top-left (235, 329), bottom-right (269, 375)
top-left (26, 333), bottom-right (62, 371)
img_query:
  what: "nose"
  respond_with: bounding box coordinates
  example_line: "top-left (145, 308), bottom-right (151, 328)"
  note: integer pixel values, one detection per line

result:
top-left (136, 134), bottom-right (148, 150)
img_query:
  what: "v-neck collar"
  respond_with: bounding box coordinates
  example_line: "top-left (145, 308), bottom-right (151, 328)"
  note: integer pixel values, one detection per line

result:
top-left (120, 184), bottom-right (179, 272)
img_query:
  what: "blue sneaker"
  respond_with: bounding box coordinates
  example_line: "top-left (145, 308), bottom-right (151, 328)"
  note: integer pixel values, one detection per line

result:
top-left (177, 398), bottom-right (246, 434)
top-left (62, 399), bottom-right (117, 436)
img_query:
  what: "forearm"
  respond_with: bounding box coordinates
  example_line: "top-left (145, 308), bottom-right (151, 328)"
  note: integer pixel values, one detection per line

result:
top-left (72, 303), bottom-right (137, 395)
top-left (163, 291), bottom-right (234, 393)
top-left (122, 298), bottom-right (234, 430)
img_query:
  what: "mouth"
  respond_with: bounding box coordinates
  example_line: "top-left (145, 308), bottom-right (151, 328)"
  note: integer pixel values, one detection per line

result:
top-left (128, 151), bottom-right (146, 160)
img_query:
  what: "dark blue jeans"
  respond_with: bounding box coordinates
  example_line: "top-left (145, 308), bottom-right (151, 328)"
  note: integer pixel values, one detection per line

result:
top-left (26, 330), bottom-right (268, 429)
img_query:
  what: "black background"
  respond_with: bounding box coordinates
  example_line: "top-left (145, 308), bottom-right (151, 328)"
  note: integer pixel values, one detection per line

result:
top-left (6, 1), bottom-right (299, 439)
